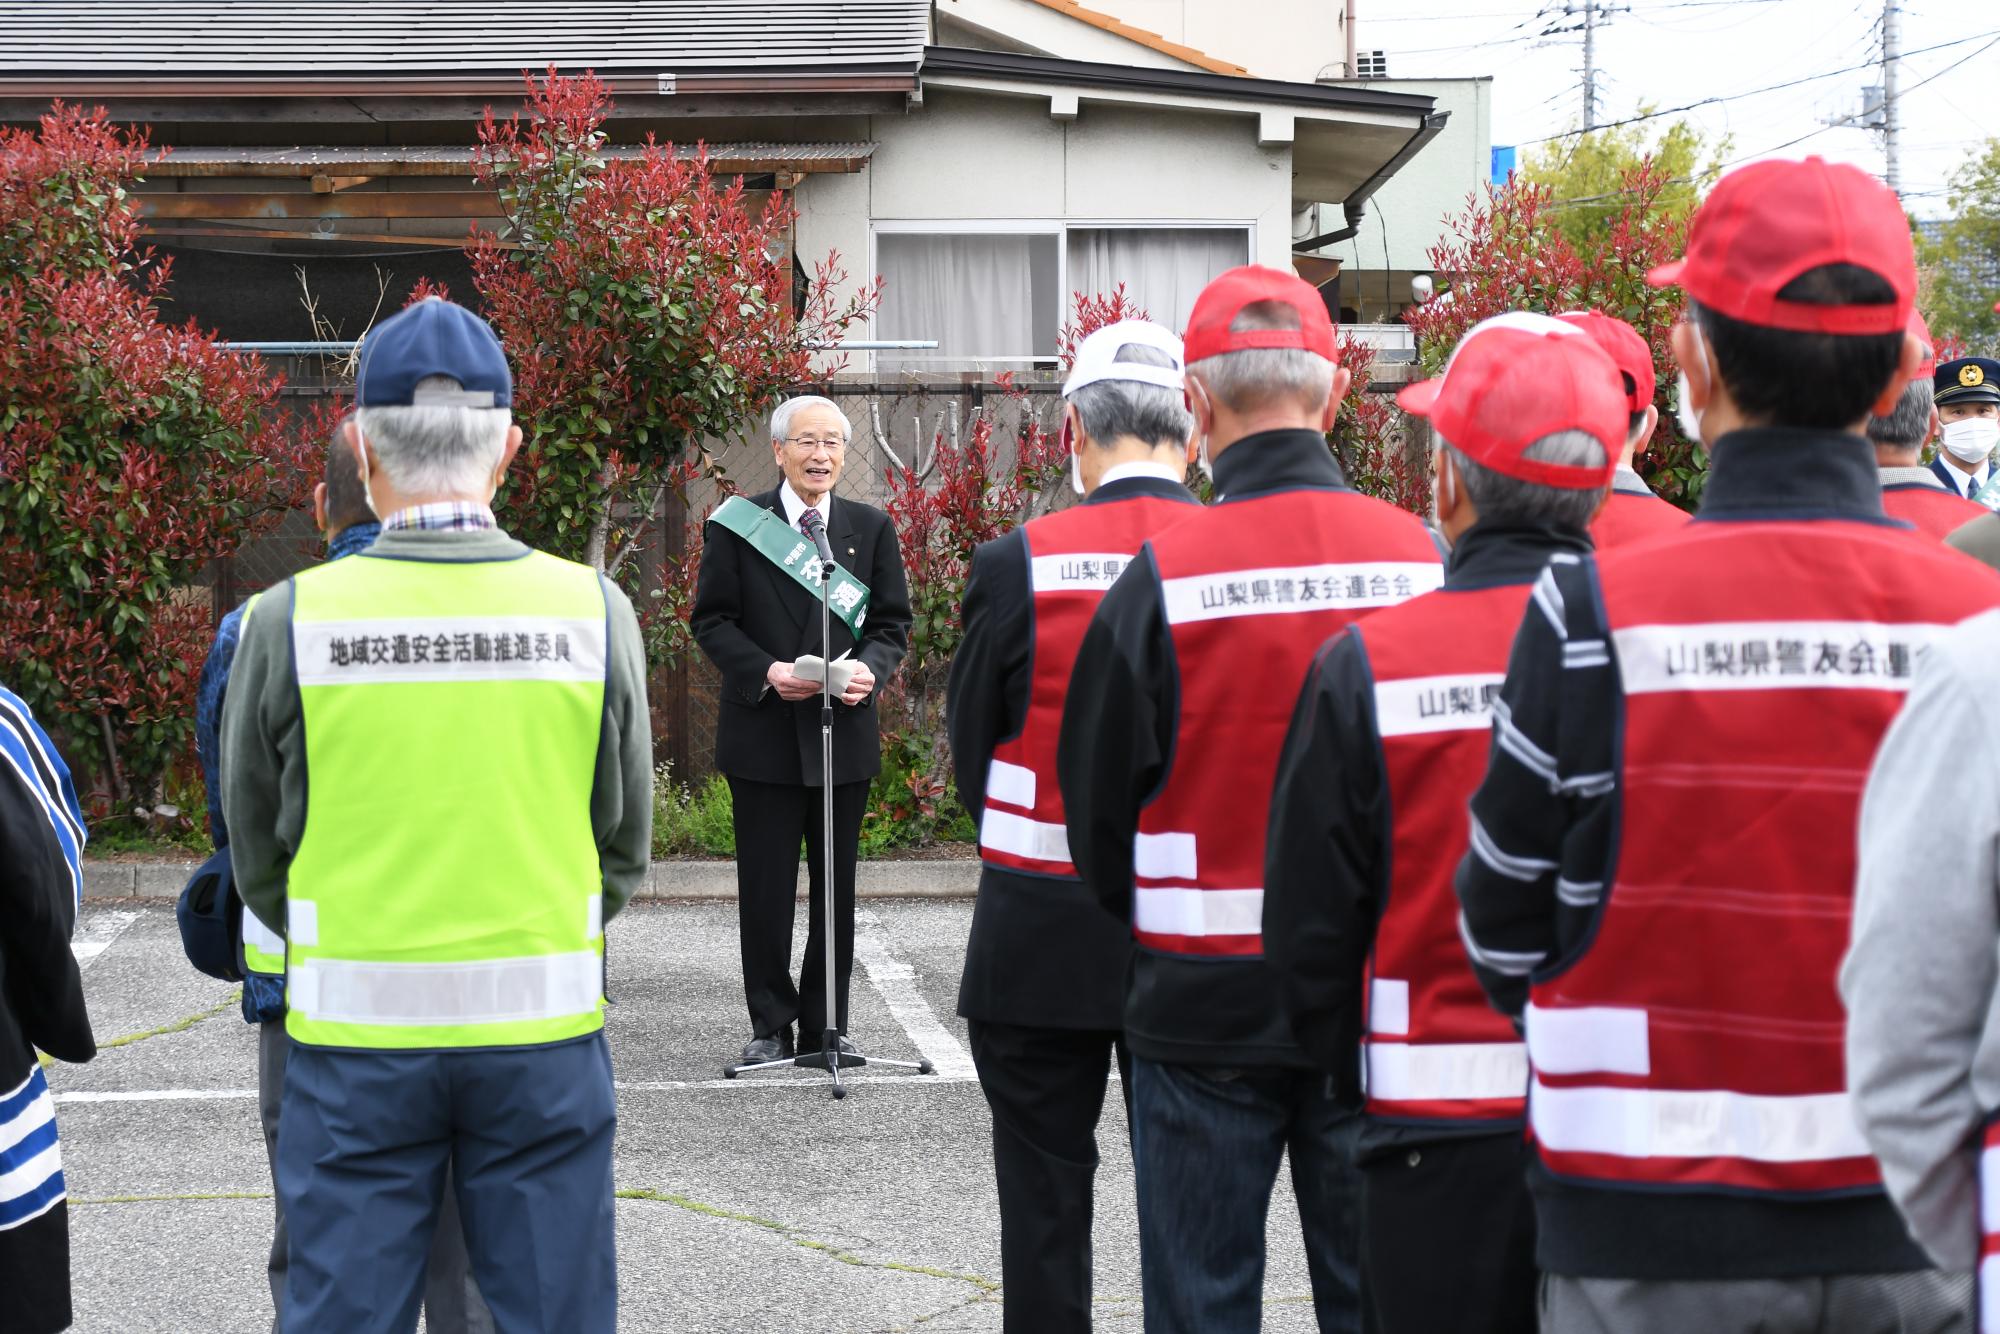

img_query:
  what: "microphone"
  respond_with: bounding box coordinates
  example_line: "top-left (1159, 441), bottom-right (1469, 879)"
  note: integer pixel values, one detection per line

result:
top-left (800, 507), bottom-right (837, 567)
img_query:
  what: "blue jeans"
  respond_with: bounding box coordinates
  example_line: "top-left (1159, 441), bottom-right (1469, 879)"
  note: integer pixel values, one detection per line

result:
top-left (1130, 1057), bottom-right (1361, 1334)
top-left (278, 1033), bottom-right (617, 1334)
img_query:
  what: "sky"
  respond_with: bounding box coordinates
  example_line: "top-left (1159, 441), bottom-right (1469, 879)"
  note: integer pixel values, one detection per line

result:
top-left (1353, 0), bottom-right (1997, 215)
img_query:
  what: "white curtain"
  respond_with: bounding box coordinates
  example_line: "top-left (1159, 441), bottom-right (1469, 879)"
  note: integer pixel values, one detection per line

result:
top-left (1066, 228), bottom-right (1250, 334)
top-left (876, 233), bottom-right (1058, 368)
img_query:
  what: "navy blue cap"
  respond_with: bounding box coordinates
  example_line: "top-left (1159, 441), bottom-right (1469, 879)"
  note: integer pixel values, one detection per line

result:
top-left (355, 297), bottom-right (512, 408)
top-left (1937, 356), bottom-right (2000, 408)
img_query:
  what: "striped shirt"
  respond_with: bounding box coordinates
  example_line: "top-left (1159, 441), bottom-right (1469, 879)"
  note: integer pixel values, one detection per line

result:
top-left (0, 685), bottom-right (87, 1233)
top-left (382, 502), bottom-right (497, 533)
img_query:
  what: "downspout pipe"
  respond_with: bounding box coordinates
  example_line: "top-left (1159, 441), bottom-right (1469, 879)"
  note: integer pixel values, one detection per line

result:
top-left (1295, 109), bottom-right (1450, 251)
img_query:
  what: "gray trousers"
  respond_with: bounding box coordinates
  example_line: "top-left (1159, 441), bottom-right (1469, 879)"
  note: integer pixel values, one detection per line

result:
top-left (258, 1020), bottom-right (494, 1333)
top-left (1540, 1272), bottom-right (1973, 1334)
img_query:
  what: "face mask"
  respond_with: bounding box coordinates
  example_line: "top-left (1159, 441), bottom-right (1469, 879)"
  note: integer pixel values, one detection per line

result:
top-left (1196, 434), bottom-right (1214, 483)
top-left (1062, 416), bottom-right (1085, 496)
top-left (1940, 417), bottom-right (2000, 465)
top-left (1674, 322), bottom-right (1709, 445)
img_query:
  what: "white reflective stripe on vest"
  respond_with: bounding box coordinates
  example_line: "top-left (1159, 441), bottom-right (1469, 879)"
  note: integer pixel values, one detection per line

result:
top-left (1982, 1255), bottom-right (2000, 1334)
top-left (1529, 1079), bottom-right (1871, 1162)
top-left (1160, 562), bottom-right (1444, 624)
top-left (1133, 886), bottom-right (1262, 937)
top-left (1611, 620), bottom-right (1950, 695)
top-left (241, 905), bottom-right (285, 957)
top-left (293, 616), bottom-right (609, 687)
top-left (1369, 978), bottom-right (1410, 1035)
top-left (985, 758), bottom-right (1037, 810)
top-left (1373, 673), bottom-right (1506, 737)
top-left (1367, 1042), bottom-right (1528, 1102)
top-left (1525, 1003), bottom-right (1651, 1076)
top-left (1030, 553), bottom-right (1136, 592)
top-left (1983, 1140), bottom-right (2000, 1234)
top-left (980, 809), bottom-right (1071, 864)
top-left (288, 950), bottom-right (601, 1027)
top-left (1133, 831), bottom-right (1197, 880)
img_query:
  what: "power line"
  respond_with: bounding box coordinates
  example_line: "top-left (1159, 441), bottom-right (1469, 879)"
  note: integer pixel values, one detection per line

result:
top-left (1513, 26), bottom-right (2000, 147)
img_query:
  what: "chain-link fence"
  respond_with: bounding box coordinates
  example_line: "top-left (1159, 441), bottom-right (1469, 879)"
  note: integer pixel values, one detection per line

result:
top-left (213, 370), bottom-right (1418, 782)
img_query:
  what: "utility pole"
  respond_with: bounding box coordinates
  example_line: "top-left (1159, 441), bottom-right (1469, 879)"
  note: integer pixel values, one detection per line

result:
top-left (1582, 0), bottom-right (1598, 130)
top-left (1882, 0), bottom-right (1902, 198)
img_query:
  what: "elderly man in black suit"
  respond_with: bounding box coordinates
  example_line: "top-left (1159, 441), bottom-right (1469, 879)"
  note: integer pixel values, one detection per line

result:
top-left (693, 394), bottom-right (913, 1066)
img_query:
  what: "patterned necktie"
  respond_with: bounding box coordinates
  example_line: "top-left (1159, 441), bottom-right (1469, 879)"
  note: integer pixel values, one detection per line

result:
top-left (799, 508), bottom-right (820, 536)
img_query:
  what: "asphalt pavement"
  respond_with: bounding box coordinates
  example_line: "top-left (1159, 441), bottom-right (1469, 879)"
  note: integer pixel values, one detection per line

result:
top-left (52, 897), bottom-right (1327, 1333)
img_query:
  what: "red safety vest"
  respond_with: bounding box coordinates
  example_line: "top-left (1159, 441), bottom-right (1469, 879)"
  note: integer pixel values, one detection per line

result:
top-left (1358, 582), bottom-right (1534, 1125)
top-left (1980, 1116), bottom-right (2000, 1332)
top-left (1590, 489), bottom-right (1688, 551)
top-left (1525, 519), bottom-right (2000, 1196)
top-left (1135, 489), bottom-right (1442, 957)
top-left (980, 491), bottom-right (1196, 879)
top-left (1881, 483), bottom-right (1986, 542)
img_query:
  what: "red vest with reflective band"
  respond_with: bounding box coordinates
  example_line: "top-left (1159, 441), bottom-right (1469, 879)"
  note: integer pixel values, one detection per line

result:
top-left (1525, 519), bottom-right (2000, 1196)
top-left (1979, 1117), bottom-right (2000, 1332)
top-left (1358, 583), bottom-right (1533, 1125)
top-left (981, 492), bottom-right (1196, 878)
top-left (1590, 490), bottom-right (1688, 551)
top-left (1135, 489), bottom-right (1442, 957)
top-left (1882, 484), bottom-right (1986, 542)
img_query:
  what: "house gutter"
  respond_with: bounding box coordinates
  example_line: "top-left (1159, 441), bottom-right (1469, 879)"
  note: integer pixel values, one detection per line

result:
top-left (1295, 109), bottom-right (1451, 251)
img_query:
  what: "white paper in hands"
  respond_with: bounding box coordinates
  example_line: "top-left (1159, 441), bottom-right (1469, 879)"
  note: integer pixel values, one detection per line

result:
top-left (792, 652), bottom-right (859, 695)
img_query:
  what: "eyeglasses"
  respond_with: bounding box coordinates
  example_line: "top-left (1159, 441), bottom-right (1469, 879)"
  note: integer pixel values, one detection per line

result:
top-left (784, 436), bottom-right (847, 453)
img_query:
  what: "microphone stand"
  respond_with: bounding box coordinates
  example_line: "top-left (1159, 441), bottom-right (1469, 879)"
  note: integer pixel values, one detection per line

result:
top-left (725, 513), bottom-right (934, 1099)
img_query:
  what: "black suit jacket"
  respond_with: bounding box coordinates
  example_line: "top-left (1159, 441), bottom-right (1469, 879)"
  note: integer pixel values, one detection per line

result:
top-left (692, 483), bottom-right (912, 786)
top-left (948, 474), bottom-right (1200, 1028)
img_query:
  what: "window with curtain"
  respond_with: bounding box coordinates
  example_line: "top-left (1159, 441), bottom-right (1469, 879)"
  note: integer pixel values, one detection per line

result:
top-left (1066, 227), bottom-right (1250, 335)
top-left (875, 232), bottom-right (1060, 369)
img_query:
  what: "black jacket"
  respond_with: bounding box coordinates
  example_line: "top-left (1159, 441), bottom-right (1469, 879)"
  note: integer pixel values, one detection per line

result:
top-left (1264, 521), bottom-right (1587, 1156)
top-left (1057, 430), bottom-right (1435, 1066)
top-left (691, 484), bottom-right (913, 786)
top-left (950, 474), bottom-right (1200, 1029)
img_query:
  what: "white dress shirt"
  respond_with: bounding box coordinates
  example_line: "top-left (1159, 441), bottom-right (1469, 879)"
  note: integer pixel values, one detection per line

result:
top-left (779, 478), bottom-right (831, 529)
top-left (1941, 458), bottom-right (1993, 500)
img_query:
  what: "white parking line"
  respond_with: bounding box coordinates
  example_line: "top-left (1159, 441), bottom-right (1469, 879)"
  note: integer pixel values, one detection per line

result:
top-left (852, 905), bottom-right (976, 1079)
top-left (71, 909), bottom-right (141, 970)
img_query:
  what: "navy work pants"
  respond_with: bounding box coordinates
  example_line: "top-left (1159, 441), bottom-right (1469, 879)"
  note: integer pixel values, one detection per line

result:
top-left (277, 1032), bottom-right (617, 1334)
top-left (1130, 1056), bottom-right (1362, 1334)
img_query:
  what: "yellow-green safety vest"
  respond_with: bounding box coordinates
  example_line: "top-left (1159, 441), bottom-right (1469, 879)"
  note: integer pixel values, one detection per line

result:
top-left (283, 548), bottom-right (610, 1050)
top-left (236, 594), bottom-right (290, 982)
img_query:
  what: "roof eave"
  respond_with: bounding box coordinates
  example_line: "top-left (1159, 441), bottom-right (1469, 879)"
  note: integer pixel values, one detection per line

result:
top-left (918, 46), bottom-right (1437, 116)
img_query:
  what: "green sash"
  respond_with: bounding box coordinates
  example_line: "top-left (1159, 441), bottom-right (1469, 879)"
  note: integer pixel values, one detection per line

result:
top-left (710, 495), bottom-right (871, 636)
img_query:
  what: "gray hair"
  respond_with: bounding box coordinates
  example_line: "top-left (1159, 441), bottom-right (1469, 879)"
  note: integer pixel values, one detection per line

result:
top-left (771, 394), bottom-right (852, 443)
top-left (353, 376), bottom-right (511, 497)
top-left (1866, 379), bottom-right (1933, 452)
top-left (1442, 429), bottom-right (1609, 530)
top-left (1070, 344), bottom-right (1195, 450)
top-left (1186, 299), bottom-right (1336, 415)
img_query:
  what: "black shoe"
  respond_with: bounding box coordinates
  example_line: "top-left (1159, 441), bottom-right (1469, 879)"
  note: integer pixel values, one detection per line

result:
top-left (739, 1029), bottom-right (794, 1064)
top-left (797, 1032), bottom-right (859, 1058)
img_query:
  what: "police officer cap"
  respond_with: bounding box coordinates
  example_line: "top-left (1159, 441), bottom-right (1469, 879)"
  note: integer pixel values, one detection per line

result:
top-left (1936, 356), bottom-right (2000, 409)
top-left (356, 296), bottom-right (513, 409)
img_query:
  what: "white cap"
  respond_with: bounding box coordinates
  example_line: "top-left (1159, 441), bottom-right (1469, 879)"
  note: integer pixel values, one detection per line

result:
top-left (1062, 319), bottom-right (1187, 398)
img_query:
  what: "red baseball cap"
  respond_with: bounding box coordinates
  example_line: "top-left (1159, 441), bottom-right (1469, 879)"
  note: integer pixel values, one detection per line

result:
top-left (1183, 265), bottom-right (1336, 364)
top-left (1398, 314), bottom-right (1626, 490)
top-left (1646, 157), bottom-right (1914, 336)
top-left (1908, 308), bottom-right (1936, 382)
top-left (1556, 310), bottom-right (1655, 414)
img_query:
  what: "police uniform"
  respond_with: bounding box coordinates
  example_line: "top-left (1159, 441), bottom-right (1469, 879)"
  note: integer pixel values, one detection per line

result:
top-left (1928, 356), bottom-right (2000, 501)
top-left (1058, 268), bottom-right (1444, 1333)
top-left (1266, 316), bottom-right (1630, 1334)
top-left (220, 300), bottom-right (654, 1333)
top-left (949, 321), bottom-right (1200, 1332)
